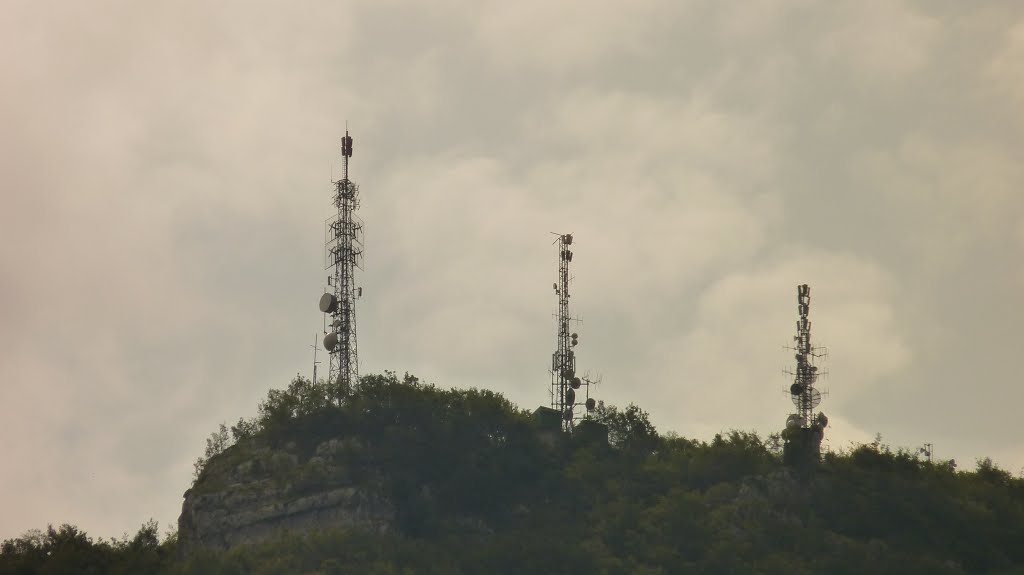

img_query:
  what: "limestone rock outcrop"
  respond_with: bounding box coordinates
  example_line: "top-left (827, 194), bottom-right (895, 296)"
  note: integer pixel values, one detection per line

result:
top-left (178, 437), bottom-right (393, 555)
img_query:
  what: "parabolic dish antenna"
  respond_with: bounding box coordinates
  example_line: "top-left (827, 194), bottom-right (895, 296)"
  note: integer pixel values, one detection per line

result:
top-left (319, 293), bottom-right (339, 314)
top-left (791, 388), bottom-right (822, 409)
top-left (323, 332), bottom-right (339, 352)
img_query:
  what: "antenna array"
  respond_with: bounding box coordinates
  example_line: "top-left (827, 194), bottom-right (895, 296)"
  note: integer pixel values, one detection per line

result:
top-left (919, 443), bottom-right (933, 464)
top-left (783, 284), bottom-right (828, 463)
top-left (550, 233), bottom-right (597, 430)
top-left (318, 131), bottom-right (364, 401)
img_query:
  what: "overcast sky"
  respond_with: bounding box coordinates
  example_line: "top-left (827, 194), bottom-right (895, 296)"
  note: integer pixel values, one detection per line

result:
top-left (2, 0), bottom-right (1023, 540)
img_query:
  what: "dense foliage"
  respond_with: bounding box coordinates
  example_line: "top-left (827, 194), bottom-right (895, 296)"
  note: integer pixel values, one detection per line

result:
top-left (4, 372), bottom-right (1024, 574)
top-left (0, 521), bottom-right (174, 575)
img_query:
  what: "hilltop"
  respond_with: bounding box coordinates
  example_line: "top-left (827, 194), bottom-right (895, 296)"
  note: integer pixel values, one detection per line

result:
top-left (3, 372), bottom-right (1024, 574)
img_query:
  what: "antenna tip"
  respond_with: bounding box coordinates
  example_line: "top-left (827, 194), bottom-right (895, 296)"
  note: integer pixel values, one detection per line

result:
top-left (341, 130), bottom-right (354, 158)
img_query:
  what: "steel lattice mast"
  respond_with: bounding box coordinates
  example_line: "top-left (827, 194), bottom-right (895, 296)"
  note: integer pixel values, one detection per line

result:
top-left (319, 131), bottom-right (363, 402)
top-left (784, 284), bottom-right (828, 461)
top-left (791, 284), bottom-right (822, 425)
top-left (550, 233), bottom-right (595, 430)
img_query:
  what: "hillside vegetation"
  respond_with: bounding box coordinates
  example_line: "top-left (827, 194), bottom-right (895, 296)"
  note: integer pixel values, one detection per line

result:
top-left (3, 372), bottom-right (1024, 574)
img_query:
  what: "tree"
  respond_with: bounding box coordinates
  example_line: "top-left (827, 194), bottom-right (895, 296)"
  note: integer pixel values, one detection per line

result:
top-left (975, 457), bottom-right (1012, 485)
top-left (592, 402), bottom-right (659, 451)
top-left (192, 423), bottom-right (232, 482)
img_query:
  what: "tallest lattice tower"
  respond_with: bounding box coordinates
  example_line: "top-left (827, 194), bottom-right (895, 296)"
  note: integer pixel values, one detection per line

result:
top-left (319, 131), bottom-right (363, 401)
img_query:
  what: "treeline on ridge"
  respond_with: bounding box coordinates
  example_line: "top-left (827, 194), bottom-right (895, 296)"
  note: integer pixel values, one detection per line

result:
top-left (3, 372), bottom-right (1024, 575)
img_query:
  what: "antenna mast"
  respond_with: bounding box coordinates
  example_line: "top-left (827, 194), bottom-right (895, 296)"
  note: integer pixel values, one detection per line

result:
top-left (310, 333), bottom-right (321, 385)
top-left (783, 284), bottom-right (828, 464)
top-left (318, 130), bottom-right (363, 402)
top-left (550, 233), bottom-right (597, 430)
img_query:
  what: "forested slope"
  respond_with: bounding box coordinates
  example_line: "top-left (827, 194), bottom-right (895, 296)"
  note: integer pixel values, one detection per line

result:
top-left (3, 373), bottom-right (1023, 575)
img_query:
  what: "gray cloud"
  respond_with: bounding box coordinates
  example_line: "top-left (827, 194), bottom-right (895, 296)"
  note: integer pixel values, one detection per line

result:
top-left (2, 0), bottom-right (1024, 539)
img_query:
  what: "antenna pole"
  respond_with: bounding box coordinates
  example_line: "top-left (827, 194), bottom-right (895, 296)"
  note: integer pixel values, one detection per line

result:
top-left (318, 128), bottom-right (363, 403)
top-left (311, 333), bottom-right (321, 384)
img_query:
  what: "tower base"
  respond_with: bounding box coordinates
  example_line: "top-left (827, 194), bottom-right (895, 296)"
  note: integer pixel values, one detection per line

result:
top-left (783, 427), bottom-right (823, 467)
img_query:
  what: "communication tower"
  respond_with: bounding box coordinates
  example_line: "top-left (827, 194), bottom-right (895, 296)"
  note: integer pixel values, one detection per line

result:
top-left (918, 443), bottom-right (933, 464)
top-left (550, 233), bottom-right (598, 430)
top-left (318, 130), bottom-right (363, 402)
top-left (782, 284), bottom-right (828, 465)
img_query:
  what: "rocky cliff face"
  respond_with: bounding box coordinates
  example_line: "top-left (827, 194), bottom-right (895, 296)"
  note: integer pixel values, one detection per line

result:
top-left (178, 437), bottom-right (393, 555)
